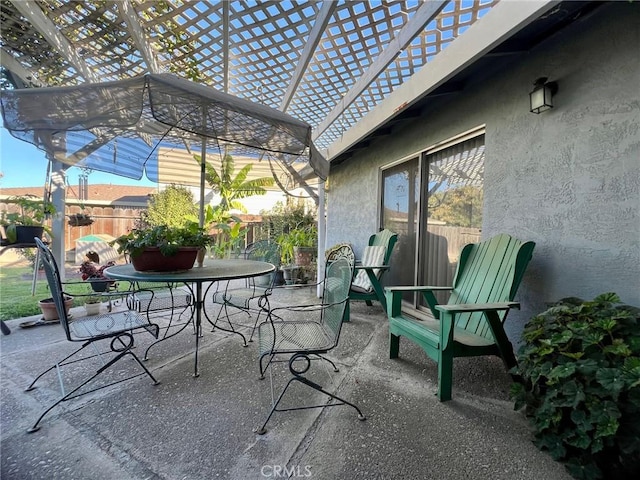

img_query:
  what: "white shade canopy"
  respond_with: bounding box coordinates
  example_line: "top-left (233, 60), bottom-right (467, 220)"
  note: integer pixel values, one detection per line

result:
top-left (0, 73), bottom-right (328, 185)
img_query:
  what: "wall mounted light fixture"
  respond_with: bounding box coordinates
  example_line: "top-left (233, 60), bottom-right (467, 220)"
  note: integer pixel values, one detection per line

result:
top-left (529, 77), bottom-right (558, 114)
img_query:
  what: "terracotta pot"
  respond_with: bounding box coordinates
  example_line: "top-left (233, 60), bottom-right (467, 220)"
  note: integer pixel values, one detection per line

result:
top-left (38, 296), bottom-right (73, 321)
top-left (293, 246), bottom-right (315, 266)
top-left (131, 247), bottom-right (199, 272)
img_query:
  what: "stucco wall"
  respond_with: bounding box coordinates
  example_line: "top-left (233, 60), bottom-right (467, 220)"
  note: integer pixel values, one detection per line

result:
top-left (326, 3), bottom-right (640, 341)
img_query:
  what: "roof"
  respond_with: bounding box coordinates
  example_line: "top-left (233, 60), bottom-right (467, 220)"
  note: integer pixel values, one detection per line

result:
top-left (0, 184), bottom-right (156, 205)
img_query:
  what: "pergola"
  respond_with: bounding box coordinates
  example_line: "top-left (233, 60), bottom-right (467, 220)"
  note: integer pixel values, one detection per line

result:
top-left (0, 0), bottom-right (501, 159)
top-left (1, 0), bottom-right (577, 276)
top-left (0, 0), bottom-right (504, 270)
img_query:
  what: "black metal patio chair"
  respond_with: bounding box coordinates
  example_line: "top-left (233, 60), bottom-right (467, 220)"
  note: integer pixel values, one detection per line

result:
top-left (207, 240), bottom-right (280, 344)
top-left (126, 280), bottom-right (195, 360)
top-left (26, 238), bottom-right (160, 433)
top-left (255, 255), bottom-right (365, 434)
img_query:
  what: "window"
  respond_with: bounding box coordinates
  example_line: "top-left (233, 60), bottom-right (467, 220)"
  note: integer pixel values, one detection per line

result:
top-left (380, 130), bottom-right (485, 310)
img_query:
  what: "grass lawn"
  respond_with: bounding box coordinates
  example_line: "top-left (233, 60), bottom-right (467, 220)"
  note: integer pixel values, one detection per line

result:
top-left (0, 266), bottom-right (131, 321)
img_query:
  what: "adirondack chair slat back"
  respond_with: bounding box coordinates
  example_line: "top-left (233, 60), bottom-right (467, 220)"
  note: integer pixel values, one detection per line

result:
top-left (448, 234), bottom-right (535, 340)
top-left (369, 229), bottom-right (398, 266)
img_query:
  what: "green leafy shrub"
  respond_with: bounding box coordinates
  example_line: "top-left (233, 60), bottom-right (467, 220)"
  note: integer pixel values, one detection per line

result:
top-left (510, 293), bottom-right (640, 480)
top-left (143, 184), bottom-right (198, 228)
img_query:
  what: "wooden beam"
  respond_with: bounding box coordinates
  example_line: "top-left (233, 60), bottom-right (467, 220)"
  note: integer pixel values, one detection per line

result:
top-left (117, 0), bottom-right (160, 72)
top-left (313, 0), bottom-right (447, 139)
top-left (11, 0), bottom-right (99, 82)
top-left (325, 0), bottom-right (560, 161)
top-left (0, 48), bottom-right (44, 87)
top-left (222, 1), bottom-right (230, 93)
top-left (279, 1), bottom-right (336, 112)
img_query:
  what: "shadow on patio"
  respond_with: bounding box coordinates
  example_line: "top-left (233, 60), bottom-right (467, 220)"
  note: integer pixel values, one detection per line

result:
top-left (1, 285), bottom-right (570, 480)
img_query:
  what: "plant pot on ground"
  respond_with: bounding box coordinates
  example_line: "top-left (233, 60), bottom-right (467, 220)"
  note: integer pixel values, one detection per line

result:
top-left (281, 265), bottom-right (300, 285)
top-left (293, 246), bottom-right (315, 266)
top-left (38, 296), bottom-right (73, 322)
top-left (277, 225), bottom-right (318, 267)
top-left (83, 293), bottom-right (102, 316)
top-left (510, 293), bottom-right (640, 480)
top-left (273, 269), bottom-right (285, 286)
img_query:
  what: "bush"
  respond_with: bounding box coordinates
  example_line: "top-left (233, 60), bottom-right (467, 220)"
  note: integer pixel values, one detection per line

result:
top-left (510, 293), bottom-right (640, 480)
top-left (144, 185), bottom-right (198, 228)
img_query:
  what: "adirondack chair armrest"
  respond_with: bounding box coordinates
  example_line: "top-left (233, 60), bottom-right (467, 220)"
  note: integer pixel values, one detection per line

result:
top-left (384, 285), bottom-right (454, 318)
top-left (385, 285), bottom-right (452, 292)
top-left (354, 264), bottom-right (390, 271)
top-left (435, 301), bottom-right (520, 314)
top-left (435, 301), bottom-right (521, 366)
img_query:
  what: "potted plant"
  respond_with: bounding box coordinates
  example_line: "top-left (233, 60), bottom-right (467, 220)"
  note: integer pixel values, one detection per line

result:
top-left (0, 195), bottom-right (55, 245)
top-left (277, 225), bottom-right (317, 266)
top-left (68, 213), bottom-right (94, 227)
top-left (83, 291), bottom-right (102, 316)
top-left (510, 293), bottom-right (640, 480)
top-left (78, 259), bottom-right (116, 292)
top-left (112, 222), bottom-right (213, 272)
top-left (290, 225), bottom-right (318, 267)
top-left (38, 295), bottom-right (73, 322)
top-left (276, 225), bottom-right (318, 285)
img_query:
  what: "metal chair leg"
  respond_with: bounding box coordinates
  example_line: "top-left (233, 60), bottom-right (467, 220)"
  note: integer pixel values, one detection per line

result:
top-left (27, 334), bottom-right (159, 433)
top-left (255, 353), bottom-right (365, 435)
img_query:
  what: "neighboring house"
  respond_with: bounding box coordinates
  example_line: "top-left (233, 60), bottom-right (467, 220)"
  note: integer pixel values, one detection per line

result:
top-left (324, 2), bottom-right (639, 341)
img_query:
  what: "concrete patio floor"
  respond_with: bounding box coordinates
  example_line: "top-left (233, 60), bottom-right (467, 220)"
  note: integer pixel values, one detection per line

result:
top-left (1, 285), bottom-right (571, 480)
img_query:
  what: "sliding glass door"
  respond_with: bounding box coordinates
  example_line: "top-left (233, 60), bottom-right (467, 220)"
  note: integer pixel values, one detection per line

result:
top-left (380, 131), bottom-right (485, 310)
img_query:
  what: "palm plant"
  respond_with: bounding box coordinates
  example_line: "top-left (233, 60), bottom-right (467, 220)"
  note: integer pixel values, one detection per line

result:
top-left (192, 153), bottom-right (274, 257)
top-left (200, 153), bottom-right (274, 214)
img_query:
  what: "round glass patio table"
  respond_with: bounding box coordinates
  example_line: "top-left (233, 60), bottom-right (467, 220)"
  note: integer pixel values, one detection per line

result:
top-left (105, 259), bottom-right (275, 377)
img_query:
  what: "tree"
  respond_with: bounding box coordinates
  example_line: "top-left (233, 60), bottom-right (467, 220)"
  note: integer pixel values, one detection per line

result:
top-left (428, 186), bottom-right (483, 227)
top-left (144, 185), bottom-right (198, 228)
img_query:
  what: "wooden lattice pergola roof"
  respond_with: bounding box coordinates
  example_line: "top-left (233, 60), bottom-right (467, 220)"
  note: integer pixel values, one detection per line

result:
top-left (0, 0), bottom-right (499, 156)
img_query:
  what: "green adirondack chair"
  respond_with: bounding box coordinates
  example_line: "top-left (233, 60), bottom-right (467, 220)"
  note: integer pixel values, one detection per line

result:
top-left (346, 229), bottom-right (398, 322)
top-left (385, 233), bottom-right (535, 401)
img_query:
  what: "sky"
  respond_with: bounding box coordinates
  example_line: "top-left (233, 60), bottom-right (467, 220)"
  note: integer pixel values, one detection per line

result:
top-left (0, 128), bottom-right (156, 189)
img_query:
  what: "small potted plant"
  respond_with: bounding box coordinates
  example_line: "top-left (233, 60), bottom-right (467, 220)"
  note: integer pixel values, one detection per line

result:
top-left (38, 295), bottom-right (73, 322)
top-left (290, 225), bottom-right (317, 267)
top-left (83, 291), bottom-right (102, 316)
top-left (112, 222), bottom-right (213, 272)
top-left (0, 194), bottom-right (55, 245)
top-left (278, 225), bottom-right (318, 285)
top-left (78, 259), bottom-right (116, 292)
